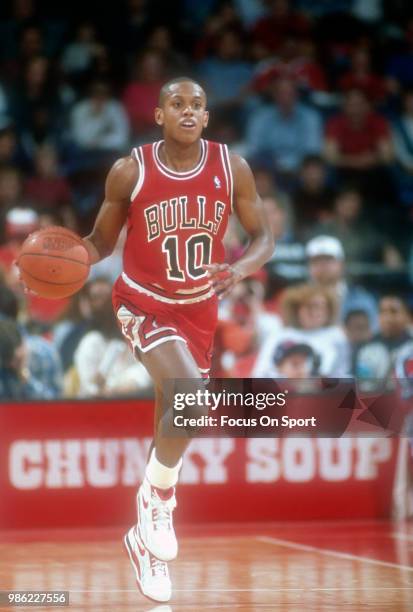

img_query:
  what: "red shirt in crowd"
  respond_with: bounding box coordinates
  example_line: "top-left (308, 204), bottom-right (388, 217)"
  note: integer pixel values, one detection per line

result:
top-left (326, 112), bottom-right (390, 155)
top-left (252, 13), bottom-right (310, 55)
top-left (122, 81), bottom-right (163, 134)
top-left (25, 177), bottom-right (72, 209)
top-left (338, 72), bottom-right (387, 104)
top-left (253, 59), bottom-right (327, 93)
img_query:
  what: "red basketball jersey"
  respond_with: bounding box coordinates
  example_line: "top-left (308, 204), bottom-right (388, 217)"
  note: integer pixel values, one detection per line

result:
top-left (121, 138), bottom-right (233, 303)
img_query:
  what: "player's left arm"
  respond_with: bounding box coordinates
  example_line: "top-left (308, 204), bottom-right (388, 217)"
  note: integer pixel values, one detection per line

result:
top-left (204, 154), bottom-right (274, 298)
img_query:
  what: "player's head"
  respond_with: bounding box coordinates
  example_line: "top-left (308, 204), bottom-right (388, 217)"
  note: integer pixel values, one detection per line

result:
top-left (155, 77), bottom-right (208, 143)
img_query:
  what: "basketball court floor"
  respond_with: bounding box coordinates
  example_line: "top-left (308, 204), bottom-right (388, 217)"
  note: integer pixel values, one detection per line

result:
top-left (1, 520), bottom-right (413, 611)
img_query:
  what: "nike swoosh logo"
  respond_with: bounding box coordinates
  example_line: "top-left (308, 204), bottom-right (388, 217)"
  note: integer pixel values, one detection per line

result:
top-left (137, 541), bottom-right (146, 557)
top-left (142, 495), bottom-right (149, 509)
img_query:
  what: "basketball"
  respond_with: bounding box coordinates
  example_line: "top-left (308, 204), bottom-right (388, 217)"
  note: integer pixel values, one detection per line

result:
top-left (17, 226), bottom-right (90, 299)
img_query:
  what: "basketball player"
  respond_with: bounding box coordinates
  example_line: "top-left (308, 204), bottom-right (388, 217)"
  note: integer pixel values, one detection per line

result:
top-left (82, 78), bottom-right (274, 602)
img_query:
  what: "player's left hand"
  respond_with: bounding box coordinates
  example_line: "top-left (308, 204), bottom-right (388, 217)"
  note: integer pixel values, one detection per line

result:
top-left (203, 263), bottom-right (243, 299)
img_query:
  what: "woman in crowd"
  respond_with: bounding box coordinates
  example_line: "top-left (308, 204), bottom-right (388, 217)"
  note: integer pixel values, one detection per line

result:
top-left (253, 283), bottom-right (350, 377)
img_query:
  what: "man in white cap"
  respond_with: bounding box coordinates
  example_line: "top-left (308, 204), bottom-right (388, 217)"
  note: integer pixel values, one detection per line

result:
top-left (306, 234), bottom-right (378, 329)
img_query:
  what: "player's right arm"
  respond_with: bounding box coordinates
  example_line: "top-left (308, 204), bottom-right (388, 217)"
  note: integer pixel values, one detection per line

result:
top-left (83, 156), bottom-right (138, 264)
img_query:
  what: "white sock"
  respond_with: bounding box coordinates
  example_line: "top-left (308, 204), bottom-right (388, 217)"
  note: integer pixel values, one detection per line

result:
top-left (145, 448), bottom-right (182, 489)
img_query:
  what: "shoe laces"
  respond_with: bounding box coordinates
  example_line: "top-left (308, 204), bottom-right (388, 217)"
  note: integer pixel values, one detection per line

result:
top-left (150, 555), bottom-right (168, 577)
top-left (151, 491), bottom-right (176, 531)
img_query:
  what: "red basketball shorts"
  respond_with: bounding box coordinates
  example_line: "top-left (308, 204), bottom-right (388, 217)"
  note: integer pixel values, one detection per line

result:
top-left (112, 274), bottom-right (218, 377)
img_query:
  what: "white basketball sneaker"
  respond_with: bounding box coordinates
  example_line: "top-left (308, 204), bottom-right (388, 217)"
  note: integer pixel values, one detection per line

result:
top-left (137, 477), bottom-right (178, 562)
top-left (124, 524), bottom-right (172, 603)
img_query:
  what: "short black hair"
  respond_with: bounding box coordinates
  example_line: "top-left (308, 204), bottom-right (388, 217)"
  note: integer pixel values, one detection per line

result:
top-left (158, 77), bottom-right (206, 107)
top-left (379, 294), bottom-right (411, 312)
top-left (344, 309), bottom-right (369, 325)
top-left (301, 154), bottom-right (324, 168)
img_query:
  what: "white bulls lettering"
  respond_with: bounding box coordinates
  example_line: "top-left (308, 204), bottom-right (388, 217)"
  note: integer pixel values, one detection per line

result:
top-left (145, 196), bottom-right (225, 241)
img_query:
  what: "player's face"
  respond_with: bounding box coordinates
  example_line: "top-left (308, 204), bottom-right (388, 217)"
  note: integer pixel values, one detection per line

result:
top-left (155, 83), bottom-right (208, 143)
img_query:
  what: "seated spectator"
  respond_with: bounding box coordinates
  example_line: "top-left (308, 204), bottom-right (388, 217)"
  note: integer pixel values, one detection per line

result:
top-left (0, 122), bottom-right (29, 169)
top-left (61, 22), bottom-right (102, 80)
top-left (292, 155), bottom-right (335, 237)
top-left (306, 235), bottom-right (378, 328)
top-left (24, 144), bottom-right (75, 228)
top-left (145, 25), bottom-right (188, 75)
top-left (213, 273), bottom-right (281, 377)
top-left (0, 207), bottom-right (39, 279)
top-left (53, 286), bottom-right (91, 355)
top-left (0, 204), bottom-right (70, 323)
top-left (354, 295), bottom-right (413, 389)
top-left (264, 195), bottom-right (307, 285)
top-left (0, 283), bottom-right (63, 398)
top-left (386, 20), bottom-right (413, 91)
top-left (197, 29), bottom-right (253, 109)
top-left (2, 24), bottom-right (44, 82)
top-left (232, 0), bottom-right (267, 29)
top-left (324, 88), bottom-right (394, 199)
top-left (392, 88), bottom-right (413, 207)
top-left (58, 276), bottom-right (113, 372)
top-left (0, 318), bottom-right (45, 400)
top-left (11, 56), bottom-right (62, 141)
top-left (246, 77), bottom-right (322, 187)
top-left (0, 165), bottom-right (27, 211)
top-left (395, 342), bottom-right (413, 401)
top-left (251, 0), bottom-right (310, 59)
top-left (69, 80), bottom-right (129, 156)
top-left (273, 340), bottom-right (321, 377)
top-left (344, 308), bottom-right (372, 346)
top-left (254, 166), bottom-right (278, 198)
top-left (193, 1), bottom-right (245, 60)
top-left (338, 48), bottom-right (388, 105)
top-left (253, 283), bottom-right (350, 377)
top-left (309, 187), bottom-right (403, 267)
top-left (107, 0), bottom-right (159, 55)
top-left (72, 294), bottom-right (151, 397)
top-left (122, 50), bottom-right (165, 139)
top-left (252, 36), bottom-right (328, 99)
top-left (343, 309), bottom-right (373, 374)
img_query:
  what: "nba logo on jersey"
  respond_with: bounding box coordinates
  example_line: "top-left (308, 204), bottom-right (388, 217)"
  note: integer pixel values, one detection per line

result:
top-left (214, 176), bottom-right (221, 189)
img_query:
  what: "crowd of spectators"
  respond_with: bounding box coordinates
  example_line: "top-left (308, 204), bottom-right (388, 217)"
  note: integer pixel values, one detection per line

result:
top-left (1, 0), bottom-right (413, 399)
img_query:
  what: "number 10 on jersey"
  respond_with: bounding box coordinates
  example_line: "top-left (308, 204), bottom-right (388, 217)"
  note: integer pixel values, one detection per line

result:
top-left (162, 233), bottom-right (212, 281)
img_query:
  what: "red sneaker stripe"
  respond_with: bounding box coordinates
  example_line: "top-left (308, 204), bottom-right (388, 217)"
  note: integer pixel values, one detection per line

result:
top-left (125, 533), bottom-right (142, 579)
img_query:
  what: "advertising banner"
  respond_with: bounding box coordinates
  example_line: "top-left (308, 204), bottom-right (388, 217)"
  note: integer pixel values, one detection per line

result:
top-left (0, 398), bottom-right (401, 530)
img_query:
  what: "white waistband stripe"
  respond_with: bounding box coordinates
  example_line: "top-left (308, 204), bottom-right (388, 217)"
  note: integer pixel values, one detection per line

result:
top-left (121, 272), bottom-right (214, 304)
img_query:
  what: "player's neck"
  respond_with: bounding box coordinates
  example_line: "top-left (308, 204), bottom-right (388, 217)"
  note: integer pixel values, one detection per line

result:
top-left (159, 138), bottom-right (202, 172)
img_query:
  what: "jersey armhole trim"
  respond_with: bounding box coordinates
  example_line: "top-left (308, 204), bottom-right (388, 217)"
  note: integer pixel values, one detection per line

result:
top-left (131, 146), bottom-right (145, 201)
top-left (222, 144), bottom-right (234, 213)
